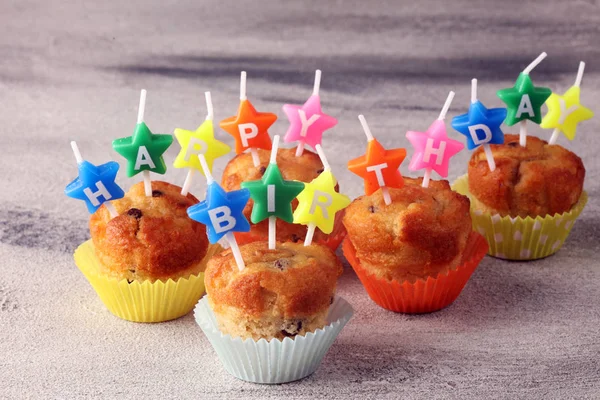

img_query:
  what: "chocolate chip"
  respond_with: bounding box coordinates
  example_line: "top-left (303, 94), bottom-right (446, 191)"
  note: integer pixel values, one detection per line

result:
top-left (127, 208), bottom-right (143, 219)
top-left (368, 205), bottom-right (376, 213)
top-left (273, 259), bottom-right (290, 270)
top-left (259, 166), bottom-right (266, 175)
top-left (317, 168), bottom-right (324, 174)
top-left (281, 320), bottom-right (303, 337)
top-left (508, 142), bottom-right (519, 147)
top-left (152, 190), bottom-right (162, 197)
top-left (291, 234), bottom-right (301, 243)
top-left (330, 296), bottom-right (335, 305)
top-left (127, 279), bottom-right (134, 284)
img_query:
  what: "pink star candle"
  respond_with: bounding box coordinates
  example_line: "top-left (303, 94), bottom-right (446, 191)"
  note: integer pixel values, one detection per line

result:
top-left (283, 70), bottom-right (338, 156)
top-left (406, 91), bottom-right (464, 188)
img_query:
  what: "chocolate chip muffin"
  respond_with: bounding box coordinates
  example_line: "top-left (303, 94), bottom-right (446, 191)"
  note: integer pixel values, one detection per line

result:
top-left (89, 181), bottom-right (209, 283)
top-left (221, 147), bottom-right (344, 246)
top-left (204, 241), bottom-right (342, 341)
top-left (468, 134), bottom-right (585, 218)
top-left (343, 178), bottom-right (472, 283)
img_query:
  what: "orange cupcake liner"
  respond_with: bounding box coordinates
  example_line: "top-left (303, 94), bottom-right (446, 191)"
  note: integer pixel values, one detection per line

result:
top-left (342, 232), bottom-right (488, 314)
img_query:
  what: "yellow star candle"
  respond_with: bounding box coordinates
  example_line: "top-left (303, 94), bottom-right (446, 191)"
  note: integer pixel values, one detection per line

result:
top-left (541, 61), bottom-right (594, 145)
top-left (293, 145), bottom-right (351, 246)
top-left (173, 92), bottom-right (231, 195)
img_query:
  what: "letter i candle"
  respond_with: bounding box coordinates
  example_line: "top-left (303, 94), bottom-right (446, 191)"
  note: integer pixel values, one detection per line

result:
top-left (497, 52), bottom-right (552, 147)
top-left (173, 91), bottom-right (231, 195)
top-left (293, 145), bottom-right (351, 246)
top-left (187, 155), bottom-right (251, 271)
top-left (283, 70), bottom-right (338, 157)
top-left (112, 90), bottom-right (174, 197)
top-left (541, 61), bottom-right (594, 144)
top-left (451, 79), bottom-right (507, 171)
top-left (348, 115), bottom-right (407, 205)
top-left (241, 135), bottom-right (305, 249)
top-left (65, 141), bottom-right (124, 218)
top-left (220, 71), bottom-right (277, 167)
top-left (406, 91), bottom-right (464, 188)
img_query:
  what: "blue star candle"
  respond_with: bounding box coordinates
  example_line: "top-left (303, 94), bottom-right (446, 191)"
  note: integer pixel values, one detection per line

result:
top-left (187, 155), bottom-right (250, 271)
top-left (65, 141), bottom-right (124, 218)
top-left (452, 79), bottom-right (507, 171)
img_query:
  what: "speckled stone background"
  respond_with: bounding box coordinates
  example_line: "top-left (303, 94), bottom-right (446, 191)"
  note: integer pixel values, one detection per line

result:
top-left (2, 1), bottom-right (600, 398)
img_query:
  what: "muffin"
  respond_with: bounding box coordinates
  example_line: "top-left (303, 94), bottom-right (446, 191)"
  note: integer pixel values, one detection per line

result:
top-left (221, 147), bottom-right (346, 249)
top-left (468, 134), bottom-right (585, 218)
top-left (342, 177), bottom-right (488, 313)
top-left (452, 134), bottom-right (588, 260)
top-left (204, 241), bottom-right (342, 341)
top-left (89, 181), bottom-right (209, 282)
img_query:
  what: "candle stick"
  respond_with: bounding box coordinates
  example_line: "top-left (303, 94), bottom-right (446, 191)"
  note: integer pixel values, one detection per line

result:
top-left (220, 71), bottom-right (277, 169)
top-left (542, 61), bottom-right (594, 145)
top-left (283, 69), bottom-right (337, 157)
top-left (241, 135), bottom-right (305, 250)
top-left (348, 115), bottom-right (406, 205)
top-left (406, 91), bottom-right (464, 188)
top-left (497, 52), bottom-right (552, 148)
top-left (136, 90), bottom-right (152, 197)
top-left (65, 141), bottom-right (125, 219)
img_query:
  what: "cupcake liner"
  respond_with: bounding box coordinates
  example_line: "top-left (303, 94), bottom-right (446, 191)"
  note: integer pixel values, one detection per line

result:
top-left (194, 296), bottom-right (354, 384)
top-left (343, 232), bottom-right (488, 314)
top-left (452, 174), bottom-right (588, 260)
top-left (73, 240), bottom-right (222, 323)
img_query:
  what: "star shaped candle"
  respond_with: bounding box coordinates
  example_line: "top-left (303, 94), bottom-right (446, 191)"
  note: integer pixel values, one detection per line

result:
top-left (174, 92), bottom-right (231, 195)
top-left (406, 91), bottom-right (464, 187)
top-left (541, 61), bottom-right (594, 144)
top-left (241, 136), bottom-right (305, 249)
top-left (347, 115), bottom-right (406, 205)
top-left (452, 79), bottom-right (507, 171)
top-left (65, 141), bottom-right (124, 218)
top-left (293, 145), bottom-right (351, 246)
top-left (496, 52), bottom-right (552, 147)
top-left (220, 72), bottom-right (277, 167)
top-left (283, 70), bottom-right (338, 157)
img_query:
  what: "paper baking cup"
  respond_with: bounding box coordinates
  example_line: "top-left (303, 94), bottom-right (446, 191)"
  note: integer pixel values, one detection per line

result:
top-left (343, 232), bottom-right (487, 314)
top-left (452, 175), bottom-right (587, 260)
top-left (73, 240), bottom-right (222, 323)
top-left (194, 296), bottom-right (353, 384)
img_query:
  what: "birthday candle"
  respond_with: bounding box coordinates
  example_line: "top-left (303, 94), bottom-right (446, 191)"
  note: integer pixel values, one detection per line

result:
top-left (241, 135), bottom-right (305, 249)
top-left (112, 90), bottom-right (173, 197)
top-left (187, 155), bottom-right (250, 271)
top-left (347, 115), bottom-right (407, 205)
top-left (451, 79), bottom-right (507, 172)
top-left (65, 141), bottom-right (124, 218)
top-left (406, 91), bottom-right (464, 188)
top-left (497, 52), bottom-right (552, 147)
top-left (220, 71), bottom-right (277, 167)
top-left (293, 145), bottom-right (351, 246)
top-left (283, 70), bottom-right (338, 157)
top-left (173, 91), bottom-right (231, 196)
top-left (541, 61), bottom-right (594, 145)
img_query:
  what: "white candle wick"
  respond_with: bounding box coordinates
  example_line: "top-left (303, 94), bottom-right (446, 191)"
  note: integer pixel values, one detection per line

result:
top-left (71, 141), bottom-right (83, 164)
top-left (575, 61), bottom-right (585, 88)
top-left (358, 114), bottom-right (374, 141)
top-left (438, 91), bottom-right (455, 121)
top-left (523, 52), bottom-right (547, 75)
top-left (137, 89), bottom-right (146, 124)
top-left (313, 69), bottom-right (321, 96)
top-left (471, 78), bottom-right (478, 104)
top-left (240, 71), bottom-right (247, 101)
top-left (205, 91), bottom-right (214, 121)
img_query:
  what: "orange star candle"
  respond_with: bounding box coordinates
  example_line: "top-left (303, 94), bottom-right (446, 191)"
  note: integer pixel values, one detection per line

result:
top-left (220, 71), bottom-right (277, 167)
top-left (347, 115), bottom-right (406, 205)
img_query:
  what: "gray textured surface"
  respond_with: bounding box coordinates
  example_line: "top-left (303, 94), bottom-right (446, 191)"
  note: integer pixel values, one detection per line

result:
top-left (2, 1), bottom-right (600, 398)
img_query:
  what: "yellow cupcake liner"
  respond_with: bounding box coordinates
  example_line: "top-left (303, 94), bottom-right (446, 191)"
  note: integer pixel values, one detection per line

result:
top-left (452, 175), bottom-right (587, 260)
top-left (74, 240), bottom-right (222, 322)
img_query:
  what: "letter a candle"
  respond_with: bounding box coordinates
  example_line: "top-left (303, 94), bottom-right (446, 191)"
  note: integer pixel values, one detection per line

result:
top-left (65, 141), bottom-right (124, 218)
top-left (497, 52), bottom-right (552, 147)
top-left (293, 145), bottom-right (351, 246)
top-left (452, 79), bottom-right (507, 171)
top-left (283, 70), bottom-right (338, 157)
top-left (173, 91), bottom-right (231, 195)
top-left (348, 115), bottom-right (407, 205)
top-left (541, 61), bottom-right (594, 145)
top-left (187, 155), bottom-right (251, 271)
top-left (406, 91), bottom-right (464, 188)
top-left (220, 71), bottom-right (277, 167)
top-left (113, 90), bottom-right (174, 197)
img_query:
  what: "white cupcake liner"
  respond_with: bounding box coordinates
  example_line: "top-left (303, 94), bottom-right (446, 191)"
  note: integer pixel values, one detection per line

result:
top-left (194, 296), bottom-right (354, 384)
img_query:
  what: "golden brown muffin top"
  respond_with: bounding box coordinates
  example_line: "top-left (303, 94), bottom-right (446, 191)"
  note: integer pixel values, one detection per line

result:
top-left (205, 241), bottom-right (342, 317)
top-left (468, 134), bottom-right (585, 217)
top-left (89, 181), bottom-right (209, 281)
top-left (342, 178), bottom-right (472, 282)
